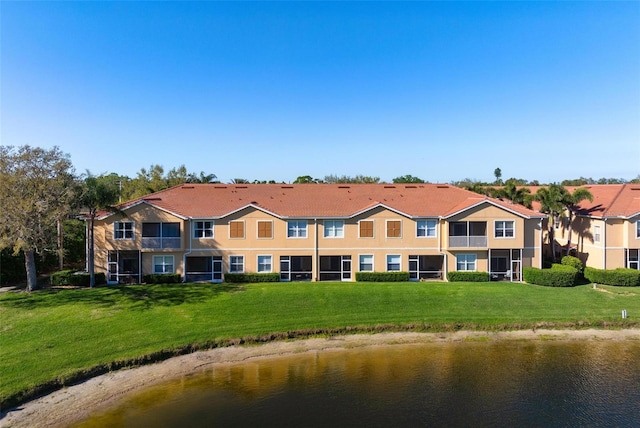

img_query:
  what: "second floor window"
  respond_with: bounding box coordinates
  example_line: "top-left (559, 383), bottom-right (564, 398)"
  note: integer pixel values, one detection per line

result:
top-left (387, 220), bottom-right (402, 238)
top-left (594, 225), bottom-right (601, 243)
top-left (287, 220), bottom-right (307, 238)
top-left (114, 221), bottom-right (134, 240)
top-left (194, 221), bottom-right (214, 238)
top-left (142, 222), bottom-right (180, 249)
top-left (417, 220), bottom-right (437, 237)
top-left (257, 221), bottom-right (273, 238)
top-left (324, 220), bottom-right (344, 238)
top-left (229, 221), bottom-right (245, 239)
top-left (359, 220), bottom-right (374, 238)
top-left (495, 221), bottom-right (515, 238)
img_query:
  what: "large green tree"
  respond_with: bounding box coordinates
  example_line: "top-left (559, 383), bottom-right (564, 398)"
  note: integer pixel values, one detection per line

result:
top-left (0, 146), bottom-right (76, 291)
top-left (78, 173), bottom-right (120, 287)
top-left (559, 186), bottom-right (593, 256)
top-left (534, 184), bottom-right (567, 262)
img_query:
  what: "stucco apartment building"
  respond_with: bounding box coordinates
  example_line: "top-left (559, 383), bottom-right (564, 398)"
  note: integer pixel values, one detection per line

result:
top-left (91, 183), bottom-right (546, 284)
top-left (538, 184), bottom-right (640, 270)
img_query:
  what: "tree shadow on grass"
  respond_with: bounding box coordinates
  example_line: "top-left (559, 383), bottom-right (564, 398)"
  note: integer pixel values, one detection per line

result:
top-left (0, 283), bottom-right (244, 311)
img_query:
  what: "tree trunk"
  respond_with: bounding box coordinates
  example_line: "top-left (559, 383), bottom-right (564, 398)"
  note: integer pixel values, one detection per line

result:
top-left (88, 217), bottom-right (95, 288)
top-left (57, 218), bottom-right (64, 271)
top-left (565, 212), bottom-right (574, 257)
top-left (549, 222), bottom-right (556, 263)
top-left (24, 249), bottom-right (38, 292)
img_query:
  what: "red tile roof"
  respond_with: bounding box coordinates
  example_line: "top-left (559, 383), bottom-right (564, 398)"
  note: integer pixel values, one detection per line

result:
top-left (528, 184), bottom-right (640, 219)
top-left (100, 183), bottom-right (544, 220)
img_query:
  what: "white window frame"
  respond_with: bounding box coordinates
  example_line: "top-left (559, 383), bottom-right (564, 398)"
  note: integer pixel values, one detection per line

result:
top-left (456, 254), bottom-right (477, 271)
top-left (228, 220), bottom-right (245, 239)
top-left (153, 255), bottom-right (174, 274)
top-left (416, 219), bottom-right (437, 238)
top-left (257, 255), bottom-right (272, 273)
top-left (287, 220), bottom-right (308, 238)
top-left (324, 220), bottom-right (345, 238)
top-left (386, 254), bottom-right (401, 272)
top-left (193, 220), bottom-right (214, 239)
top-left (358, 220), bottom-right (375, 238)
top-left (229, 255), bottom-right (244, 273)
top-left (494, 220), bottom-right (515, 239)
top-left (114, 221), bottom-right (135, 240)
top-left (256, 220), bottom-right (274, 239)
top-left (386, 219), bottom-right (402, 238)
top-left (594, 225), bottom-right (601, 243)
top-left (636, 220), bottom-right (640, 239)
top-left (359, 254), bottom-right (374, 272)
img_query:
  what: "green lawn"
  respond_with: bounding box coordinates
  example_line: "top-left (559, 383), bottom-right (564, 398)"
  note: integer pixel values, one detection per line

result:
top-left (1, 281), bottom-right (639, 408)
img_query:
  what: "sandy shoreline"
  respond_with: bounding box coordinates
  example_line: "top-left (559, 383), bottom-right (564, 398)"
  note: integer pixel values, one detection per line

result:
top-left (3, 329), bottom-right (640, 427)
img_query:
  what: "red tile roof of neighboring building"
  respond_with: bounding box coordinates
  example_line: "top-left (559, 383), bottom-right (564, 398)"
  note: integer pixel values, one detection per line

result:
top-left (528, 184), bottom-right (640, 219)
top-left (100, 183), bottom-right (544, 220)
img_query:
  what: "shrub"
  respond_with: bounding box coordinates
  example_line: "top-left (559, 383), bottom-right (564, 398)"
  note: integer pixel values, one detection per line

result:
top-left (446, 271), bottom-right (490, 282)
top-left (50, 270), bottom-right (106, 287)
top-left (143, 274), bottom-right (182, 284)
top-left (224, 273), bottom-right (280, 283)
top-left (584, 267), bottom-right (640, 287)
top-left (355, 272), bottom-right (410, 282)
top-left (523, 264), bottom-right (577, 287)
top-left (561, 255), bottom-right (584, 274)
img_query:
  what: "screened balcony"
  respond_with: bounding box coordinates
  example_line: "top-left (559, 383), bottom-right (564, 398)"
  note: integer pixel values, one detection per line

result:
top-left (449, 221), bottom-right (487, 248)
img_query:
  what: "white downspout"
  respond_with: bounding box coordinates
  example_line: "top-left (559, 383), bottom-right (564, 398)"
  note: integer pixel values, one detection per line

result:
top-left (602, 217), bottom-right (607, 269)
top-left (314, 219), bottom-right (319, 282)
top-left (539, 218), bottom-right (543, 269)
top-left (183, 219), bottom-right (193, 283)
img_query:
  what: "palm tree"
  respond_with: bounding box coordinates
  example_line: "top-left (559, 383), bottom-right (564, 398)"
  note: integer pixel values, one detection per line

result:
top-left (559, 187), bottom-right (593, 256)
top-left (79, 173), bottom-right (120, 287)
top-left (493, 180), bottom-right (533, 208)
top-left (535, 184), bottom-right (567, 262)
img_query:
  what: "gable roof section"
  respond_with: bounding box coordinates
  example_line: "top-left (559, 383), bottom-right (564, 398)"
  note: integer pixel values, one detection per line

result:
top-left (100, 183), bottom-right (543, 221)
top-left (528, 184), bottom-right (640, 219)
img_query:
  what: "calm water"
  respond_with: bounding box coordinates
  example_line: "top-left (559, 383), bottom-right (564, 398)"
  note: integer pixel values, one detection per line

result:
top-left (74, 341), bottom-right (640, 427)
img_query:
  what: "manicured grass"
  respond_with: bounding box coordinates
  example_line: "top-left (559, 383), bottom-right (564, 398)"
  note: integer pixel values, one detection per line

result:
top-left (1, 281), bottom-right (639, 408)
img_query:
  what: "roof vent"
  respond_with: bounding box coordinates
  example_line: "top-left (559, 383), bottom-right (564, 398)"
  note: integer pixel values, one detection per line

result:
top-left (144, 197), bottom-right (162, 201)
top-left (338, 186), bottom-right (350, 189)
top-left (384, 185), bottom-right (395, 188)
top-left (405, 185), bottom-right (417, 189)
top-left (236, 186), bottom-right (248, 189)
top-left (214, 186), bottom-right (227, 189)
top-left (182, 185), bottom-right (195, 189)
top-left (631, 187), bottom-right (640, 191)
top-left (437, 185), bottom-right (449, 189)
top-left (281, 186), bottom-right (294, 189)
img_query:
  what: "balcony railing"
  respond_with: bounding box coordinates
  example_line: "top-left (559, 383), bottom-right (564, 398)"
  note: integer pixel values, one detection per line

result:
top-left (142, 237), bottom-right (181, 249)
top-left (449, 236), bottom-right (487, 248)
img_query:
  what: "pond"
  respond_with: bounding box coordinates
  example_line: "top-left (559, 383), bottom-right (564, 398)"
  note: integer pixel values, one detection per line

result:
top-left (73, 340), bottom-right (640, 427)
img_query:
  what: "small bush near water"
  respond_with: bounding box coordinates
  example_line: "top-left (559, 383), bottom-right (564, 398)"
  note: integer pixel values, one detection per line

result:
top-left (355, 272), bottom-right (410, 282)
top-left (447, 271), bottom-right (490, 282)
top-left (523, 264), bottom-right (577, 287)
top-left (584, 268), bottom-right (640, 287)
top-left (50, 270), bottom-right (106, 287)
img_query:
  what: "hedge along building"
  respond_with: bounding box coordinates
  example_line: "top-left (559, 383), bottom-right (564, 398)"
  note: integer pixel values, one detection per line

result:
top-left (89, 183), bottom-right (545, 284)
top-left (531, 184), bottom-right (640, 270)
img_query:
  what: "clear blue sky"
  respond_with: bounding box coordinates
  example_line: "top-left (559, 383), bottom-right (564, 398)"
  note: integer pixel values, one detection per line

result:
top-left (2, 1), bottom-right (639, 184)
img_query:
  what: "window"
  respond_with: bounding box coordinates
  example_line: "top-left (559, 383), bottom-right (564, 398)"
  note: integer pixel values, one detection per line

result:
top-left (386, 220), bottom-right (402, 238)
top-left (387, 255), bottom-right (401, 271)
top-left (495, 220), bottom-right (515, 238)
top-left (257, 221), bottom-right (273, 239)
top-left (229, 255), bottom-right (244, 273)
top-left (324, 220), bottom-right (344, 238)
top-left (359, 255), bottom-right (374, 272)
top-left (594, 225), bottom-right (601, 243)
top-left (142, 222), bottom-right (180, 249)
top-left (287, 220), bottom-right (307, 238)
top-left (359, 220), bottom-right (374, 238)
top-left (456, 254), bottom-right (477, 271)
top-left (257, 255), bottom-right (272, 272)
top-left (194, 221), bottom-right (214, 238)
top-left (417, 220), bottom-right (437, 237)
top-left (229, 221), bottom-right (245, 239)
top-left (114, 221), bottom-right (134, 240)
top-left (153, 255), bottom-right (174, 274)
top-left (637, 221), bottom-right (640, 239)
